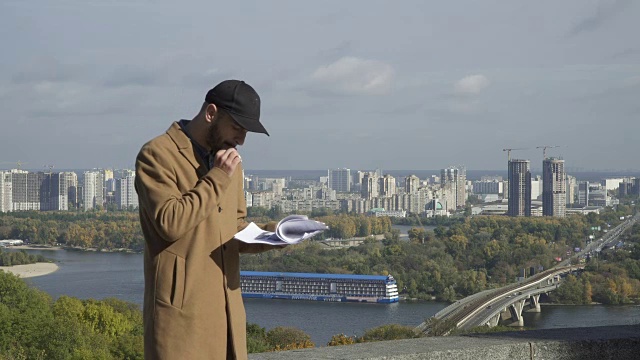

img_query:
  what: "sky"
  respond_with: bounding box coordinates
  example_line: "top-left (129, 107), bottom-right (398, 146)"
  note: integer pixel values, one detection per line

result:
top-left (1, 0), bottom-right (639, 172)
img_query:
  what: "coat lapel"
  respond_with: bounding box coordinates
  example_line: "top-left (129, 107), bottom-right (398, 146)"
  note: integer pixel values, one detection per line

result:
top-left (166, 122), bottom-right (208, 177)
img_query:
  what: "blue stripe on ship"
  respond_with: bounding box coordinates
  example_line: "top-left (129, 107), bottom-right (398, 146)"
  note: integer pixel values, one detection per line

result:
top-left (240, 271), bottom-right (391, 282)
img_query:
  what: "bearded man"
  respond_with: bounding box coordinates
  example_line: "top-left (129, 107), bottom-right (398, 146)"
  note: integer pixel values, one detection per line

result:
top-left (135, 80), bottom-right (278, 360)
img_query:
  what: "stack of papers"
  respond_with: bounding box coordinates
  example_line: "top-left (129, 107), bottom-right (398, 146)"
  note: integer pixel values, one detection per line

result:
top-left (235, 215), bottom-right (329, 245)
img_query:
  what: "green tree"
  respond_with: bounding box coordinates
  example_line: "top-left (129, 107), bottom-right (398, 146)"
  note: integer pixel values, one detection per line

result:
top-left (246, 322), bottom-right (270, 354)
top-left (266, 326), bottom-right (314, 351)
top-left (359, 324), bottom-right (418, 342)
top-left (408, 227), bottom-right (426, 243)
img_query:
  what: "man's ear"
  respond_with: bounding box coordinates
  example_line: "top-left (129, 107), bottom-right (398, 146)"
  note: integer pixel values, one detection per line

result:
top-left (205, 103), bottom-right (218, 123)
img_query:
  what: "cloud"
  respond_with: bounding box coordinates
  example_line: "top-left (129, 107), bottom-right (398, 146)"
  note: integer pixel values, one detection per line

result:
top-left (315, 41), bottom-right (355, 62)
top-left (102, 65), bottom-right (164, 88)
top-left (10, 57), bottom-right (81, 85)
top-left (25, 80), bottom-right (141, 117)
top-left (309, 56), bottom-right (394, 96)
top-left (454, 74), bottom-right (490, 95)
top-left (569, 0), bottom-right (632, 36)
top-left (611, 47), bottom-right (640, 60)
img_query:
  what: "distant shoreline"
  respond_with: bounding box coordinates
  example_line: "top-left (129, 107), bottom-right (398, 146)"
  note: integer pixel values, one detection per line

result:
top-left (9, 245), bottom-right (140, 254)
top-left (0, 262), bottom-right (59, 278)
top-left (11, 245), bottom-right (63, 251)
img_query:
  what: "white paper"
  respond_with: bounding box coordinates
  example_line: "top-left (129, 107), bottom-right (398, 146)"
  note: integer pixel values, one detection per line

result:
top-left (234, 215), bottom-right (328, 245)
top-left (234, 223), bottom-right (285, 245)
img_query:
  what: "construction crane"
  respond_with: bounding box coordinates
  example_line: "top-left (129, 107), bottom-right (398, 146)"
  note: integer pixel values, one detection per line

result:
top-left (0, 160), bottom-right (29, 170)
top-left (502, 148), bottom-right (528, 162)
top-left (536, 145), bottom-right (561, 159)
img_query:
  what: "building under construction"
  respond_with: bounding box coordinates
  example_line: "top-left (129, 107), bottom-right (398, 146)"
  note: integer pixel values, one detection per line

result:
top-left (542, 158), bottom-right (566, 217)
top-left (508, 159), bottom-right (531, 217)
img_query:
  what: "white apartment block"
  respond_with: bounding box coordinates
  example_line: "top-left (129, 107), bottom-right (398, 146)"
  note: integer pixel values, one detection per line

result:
top-left (116, 173), bottom-right (138, 210)
top-left (361, 173), bottom-right (380, 200)
top-left (0, 171), bottom-right (12, 212)
top-left (441, 167), bottom-right (466, 208)
top-left (531, 176), bottom-right (542, 201)
top-left (379, 174), bottom-right (397, 197)
top-left (602, 178), bottom-right (624, 192)
top-left (566, 175), bottom-right (577, 205)
top-left (405, 175), bottom-right (420, 194)
top-left (251, 191), bottom-right (275, 209)
top-left (472, 180), bottom-right (502, 195)
top-left (83, 170), bottom-right (105, 210)
top-left (244, 191), bottom-right (253, 207)
top-left (11, 170), bottom-right (41, 211)
top-left (280, 199), bottom-right (342, 213)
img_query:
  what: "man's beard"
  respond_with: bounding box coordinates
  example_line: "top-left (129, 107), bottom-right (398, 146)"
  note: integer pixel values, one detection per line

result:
top-left (206, 121), bottom-right (231, 154)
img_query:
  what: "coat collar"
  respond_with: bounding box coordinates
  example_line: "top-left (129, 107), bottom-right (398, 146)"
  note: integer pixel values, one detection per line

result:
top-left (166, 122), bottom-right (208, 177)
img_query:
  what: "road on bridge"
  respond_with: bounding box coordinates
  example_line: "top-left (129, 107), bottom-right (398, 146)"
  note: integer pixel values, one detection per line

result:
top-left (418, 212), bottom-right (638, 334)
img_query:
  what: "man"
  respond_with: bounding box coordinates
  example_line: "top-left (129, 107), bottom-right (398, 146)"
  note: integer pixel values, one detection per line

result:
top-left (135, 80), bottom-right (277, 359)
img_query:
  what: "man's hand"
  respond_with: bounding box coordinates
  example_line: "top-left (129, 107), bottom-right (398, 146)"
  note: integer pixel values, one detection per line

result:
top-left (213, 148), bottom-right (242, 176)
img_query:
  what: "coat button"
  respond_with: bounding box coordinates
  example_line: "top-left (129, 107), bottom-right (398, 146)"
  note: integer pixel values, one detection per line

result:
top-left (218, 206), bottom-right (222, 212)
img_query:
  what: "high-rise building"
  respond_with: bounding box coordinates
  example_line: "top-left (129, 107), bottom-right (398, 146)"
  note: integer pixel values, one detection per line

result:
top-left (11, 170), bottom-right (43, 211)
top-left (104, 169), bottom-right (114, 185)
top-left (64, 172), bottom-right (78, 209)
top-left (116, 171), bottom-right (138, 210)
top-left (508, 159), bottom-right (531, 217)
top-left (602, 178), bottom-right (624, 192)
top-left (327, 168), bottom-right (351, 193)
top-left (542, 158), bottom-right (566, 217)
top-left (361, 173), bottom-right (379, 200)
top-left (619, 181), bottom-right (635, 197)
top-left (566, 175), bottom-right (577, 205)
top-left (83, 170), bottom-right (105, 210)
top-left (0, 171), bottom-right (12, 212)
top-left (531, 175), bottom-right (542, 201)
top-left (441, 166), bottom-right (466, 208)
top-left (472, 180), bottom-right (502, 195)
top-left (578, 181), bottom-right (589, 206)
top-left (40, 172), bottom-right (71, 211)
top-left (379, 174), bottom-right (396, 197)
top-left (405, 175), bottom-right (420, 194)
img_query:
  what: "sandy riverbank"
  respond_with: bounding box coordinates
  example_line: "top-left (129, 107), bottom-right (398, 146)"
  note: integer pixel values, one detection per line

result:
top-left (10, 245), bottom-right (63, 251)
top-left (0, 262), bottom-right (59, 278)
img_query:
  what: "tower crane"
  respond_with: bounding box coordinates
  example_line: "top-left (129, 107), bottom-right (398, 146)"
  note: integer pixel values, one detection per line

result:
top-left (0, 160), bottom-right (29, 170)
top-left (536, 145), bottom-right (562, 159)
top-left (502, 148), bottom-right (528, 162)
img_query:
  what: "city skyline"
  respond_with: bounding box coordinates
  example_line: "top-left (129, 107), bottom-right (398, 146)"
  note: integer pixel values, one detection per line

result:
top-left (2, 1), bottom-right (639, 171)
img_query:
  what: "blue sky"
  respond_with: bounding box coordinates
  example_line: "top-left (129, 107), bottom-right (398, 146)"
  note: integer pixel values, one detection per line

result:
top-left (1, 0), bottom-right (638, 171)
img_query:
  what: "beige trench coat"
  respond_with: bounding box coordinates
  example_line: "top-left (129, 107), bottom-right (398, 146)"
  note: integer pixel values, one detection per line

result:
top-left (135, 122), bottom-right (274, 360)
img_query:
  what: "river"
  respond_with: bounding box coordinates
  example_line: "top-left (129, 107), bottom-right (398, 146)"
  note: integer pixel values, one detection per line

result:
top-left (16, 249), bottom-right (640, 346)
top-left (392, 224), bottom-right (437, 240)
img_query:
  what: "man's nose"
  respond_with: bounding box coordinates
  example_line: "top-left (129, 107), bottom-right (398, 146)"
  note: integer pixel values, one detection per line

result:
top-left (236, 131), bottom-right (247, 146)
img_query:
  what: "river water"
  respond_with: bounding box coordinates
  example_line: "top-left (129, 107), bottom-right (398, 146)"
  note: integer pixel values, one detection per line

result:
top-left (17, 249), bottom-right (640, 346)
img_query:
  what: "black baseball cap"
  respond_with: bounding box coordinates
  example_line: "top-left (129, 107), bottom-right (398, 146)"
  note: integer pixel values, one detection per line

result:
top-left (205, 80), bottom-right (269, 136)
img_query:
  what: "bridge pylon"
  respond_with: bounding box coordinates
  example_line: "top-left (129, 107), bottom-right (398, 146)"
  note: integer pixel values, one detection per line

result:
top-left (525, 294), bottom-right (541, 313)
top-left (486, 313), bottom-right (501, 327)
top-left (507, 299), bottom-right (526, 327)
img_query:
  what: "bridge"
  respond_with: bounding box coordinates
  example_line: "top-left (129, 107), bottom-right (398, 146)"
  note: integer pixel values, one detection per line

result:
top-left (417, 212), bottom-right (639, 334)
top-left (417, 265), bottom-right (583, 334)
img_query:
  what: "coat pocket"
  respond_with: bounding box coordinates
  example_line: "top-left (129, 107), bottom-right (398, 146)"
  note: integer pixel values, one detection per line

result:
top-left (156, 252), bottom-right (186, 309)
